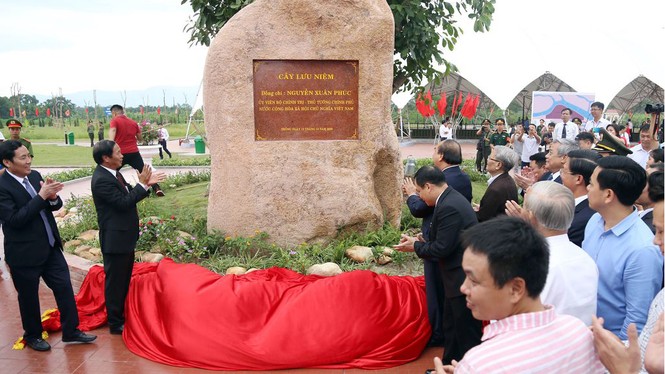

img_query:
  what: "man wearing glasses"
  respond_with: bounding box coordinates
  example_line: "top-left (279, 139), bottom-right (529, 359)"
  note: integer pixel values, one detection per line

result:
top-left (584, 102), bottom-right (611, 135)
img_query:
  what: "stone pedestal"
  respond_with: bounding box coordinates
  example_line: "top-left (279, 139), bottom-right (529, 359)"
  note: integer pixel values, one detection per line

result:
top-left (204, 0), bottom-right (402, 246)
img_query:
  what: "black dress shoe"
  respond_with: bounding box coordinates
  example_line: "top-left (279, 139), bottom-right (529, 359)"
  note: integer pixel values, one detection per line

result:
top-left (62, 330), bottom-right (97, 343)
top-left (25, 338), bottom-right (51, 351)
top-left (109, 325), bottom-right (124, 335)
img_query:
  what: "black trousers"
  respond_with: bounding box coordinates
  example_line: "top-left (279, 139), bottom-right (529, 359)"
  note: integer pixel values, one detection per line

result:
top-left (120, 152), bottom-right (161, 193)
top-left (158, 139), bottom-right (171, 159)
top-left (441, 295), bottom-right (483, 365)
top-left (475, 146), bottom-right (491, 172)
top-left (424, 259), bottom-right (445, 345)
top-left (102, 252), bottom-right (135, 329)
top-left (88, 133), bottom-right (95, 147)
top-left (10, 248), bottom-right (79, 339)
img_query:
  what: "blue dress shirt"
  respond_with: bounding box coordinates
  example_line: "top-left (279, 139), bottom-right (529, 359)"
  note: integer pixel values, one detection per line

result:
top-left (582, 210), bottom-right (663, 339)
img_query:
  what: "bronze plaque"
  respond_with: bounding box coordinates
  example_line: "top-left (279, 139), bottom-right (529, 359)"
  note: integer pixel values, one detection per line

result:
top-left (253, 60), bottom-right (359, 141)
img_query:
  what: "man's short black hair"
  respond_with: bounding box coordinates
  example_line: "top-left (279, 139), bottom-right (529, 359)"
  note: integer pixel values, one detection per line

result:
top-left (640, 125), bottom-right (653, 134)
top-left (0, 140), bottom-right (23, 165)
top-left (567, 149), bottom-right (601, 186)
top-left (576, 132), bottom-right (595, 143)
top-left (650, 148), bottom-right (664, 163)
top-left (529, 152), bottom-right (547, 168)
top-left (414, 165), bottom-right (446, 188)
top-left (591, 101), bottom-right (605, 111)
top-left (437, 139), bottom-right (462, 165)
top-left (649, 171), bottom-right (664, 203)
top-left (462, 216), bottom-right (549, 298)
top-left (596, 156), bottom-right (647, 206)
top-left (93, 140), bottom-right (117, 165)
top-left (561, 107), bottom-right (572, 115)
top-left (110, 104), bottom-right (124, 113)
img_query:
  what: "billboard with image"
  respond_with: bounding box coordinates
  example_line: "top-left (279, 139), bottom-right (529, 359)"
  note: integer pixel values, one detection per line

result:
top-left (532, 91), bottom-right (595, 125)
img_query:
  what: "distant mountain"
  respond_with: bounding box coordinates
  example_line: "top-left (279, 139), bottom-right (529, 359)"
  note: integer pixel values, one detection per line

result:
top-left (34, 86), bottom-right (200, 108)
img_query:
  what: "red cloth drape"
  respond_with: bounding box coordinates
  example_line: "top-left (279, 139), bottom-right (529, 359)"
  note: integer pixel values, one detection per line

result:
top-left (48, 260), bottom-right (430, 370)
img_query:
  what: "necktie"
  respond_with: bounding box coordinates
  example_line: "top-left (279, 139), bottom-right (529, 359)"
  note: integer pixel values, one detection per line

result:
top-left (116, 172), bottom-right (129, 192)
top-left (562, 123), bottom-right (567, 139)
top-left (22, 178), bottom-right (56, 247)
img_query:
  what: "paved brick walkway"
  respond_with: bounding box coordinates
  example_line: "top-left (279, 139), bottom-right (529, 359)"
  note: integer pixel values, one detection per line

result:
top-left (0, 140), bottom-right (447, 373)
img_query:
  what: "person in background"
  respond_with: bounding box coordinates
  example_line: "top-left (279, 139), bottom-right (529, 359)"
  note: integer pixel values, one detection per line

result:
top-left (6, 120), bottom-right (33, 158)
top-left (606, 123), bottom-right (628, 146)
top-left (87, 120), bottom-right (95, 147)
top-left (584, 102), bottom-right (611, 135)
top-left (619, 125), bottom-right (631, 146)
top-left (511, 124), bottom-right (524, 159)
top-left (628, 125), bottom-right (659, 169)
top-left (475, 119), bottom-right (492, 173)
top-left (157, 123), bottom-right (172, 160)
top-left (553, 107), bottom-right (579, 140)
top-left (108, 104), bottom-right (165, 197)
top-left (474, 146), bottom-right (519, 222)
top-left (539, 122), bottom-right (555, 153)
top-left (573, 117), bottom-right (584, 132)
top-left (560, 149), bottom-right (601, 247)
top-left (439, 121), bottom-right (452, 142)
top-left (635, 162), bottom-right (663, 234)
top-left (576, 132), bottom-right (596, 150)
top-left (646, 147), bottom-right (663, 168)
top-left (435, 217), bottom-right (604, 373)
top-left (98, 121), bottom-right (104, 142)
top-left (489, 118), bottom-right (511, 148)
top-left (517, 123), bottom-right (540, 168)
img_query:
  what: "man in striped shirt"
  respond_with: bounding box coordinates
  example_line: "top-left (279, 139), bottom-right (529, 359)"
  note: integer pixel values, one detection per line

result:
top-left (437, 217), bottom-right (604, 373)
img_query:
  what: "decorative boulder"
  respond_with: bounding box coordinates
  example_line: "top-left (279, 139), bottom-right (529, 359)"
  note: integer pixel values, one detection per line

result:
top-left (306, 262), bottom-right (343, 277)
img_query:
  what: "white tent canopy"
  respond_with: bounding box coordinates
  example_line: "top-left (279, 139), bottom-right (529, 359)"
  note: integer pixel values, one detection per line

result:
top-left (438, 0), bottom-right (665, 111)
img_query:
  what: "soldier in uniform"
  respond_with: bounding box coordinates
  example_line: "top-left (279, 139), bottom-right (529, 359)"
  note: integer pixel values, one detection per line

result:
top-left (6, 120), bottom-right (34, 158)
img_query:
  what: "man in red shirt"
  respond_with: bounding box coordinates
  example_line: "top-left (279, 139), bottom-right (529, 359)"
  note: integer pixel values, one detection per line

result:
top-left (108, 105), bottom-right (164, 196)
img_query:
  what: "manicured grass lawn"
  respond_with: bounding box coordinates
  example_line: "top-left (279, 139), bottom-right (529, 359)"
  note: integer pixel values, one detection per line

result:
top-left (32, 144), bottom-right (97, 167)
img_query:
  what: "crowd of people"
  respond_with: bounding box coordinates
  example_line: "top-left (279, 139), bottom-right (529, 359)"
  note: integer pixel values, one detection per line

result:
top-left (400, 101), bottom-right (664, 373)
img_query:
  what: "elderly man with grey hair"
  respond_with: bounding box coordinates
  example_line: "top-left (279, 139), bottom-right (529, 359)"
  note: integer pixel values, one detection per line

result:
top-left (475, 145), bottom-right (519, 222)
top-left (546, 138), bottom-right (580, 183)
top-left (506, 181), bottom-right (598, 325)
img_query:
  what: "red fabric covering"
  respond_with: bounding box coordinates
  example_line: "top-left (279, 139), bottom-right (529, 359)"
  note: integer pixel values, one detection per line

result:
top-left (49, 260), bottom-right (430, 370)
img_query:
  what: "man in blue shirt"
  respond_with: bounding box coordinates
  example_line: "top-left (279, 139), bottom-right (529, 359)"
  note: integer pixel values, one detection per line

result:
top-left (583, 156), bottom-right (662, 339)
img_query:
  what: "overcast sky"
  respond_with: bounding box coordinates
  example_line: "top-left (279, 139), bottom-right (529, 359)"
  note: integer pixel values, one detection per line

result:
top-left (0, 0), bottom-right (207, 98)
top-left (2, 0), bottom-right (663, 107)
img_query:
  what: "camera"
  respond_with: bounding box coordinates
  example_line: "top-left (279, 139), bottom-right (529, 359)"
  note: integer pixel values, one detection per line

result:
top-left (645, 103), bottom-right (664, 114)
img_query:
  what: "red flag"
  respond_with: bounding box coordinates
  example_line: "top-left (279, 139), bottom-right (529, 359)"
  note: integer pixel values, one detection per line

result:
top-left (35, 108), bottom-right (39, 117)
top-left (436, 94), bottom-right (447, 117)
top-left (9, 107), bottom-right (14, 117)
top-left (450, 93), bottom-right (458, 118)
top-left (46, 108), bottom-right (51, 117)
top-left (454, 92), bottom-right (463, 116)
top-left (461, 94), bottom-right (473, 119)
top-left (140, 106), bottom-right (144, 115)
top-left (85, 107), bottom-right (89, 113)
top-left (416, 93), bottom-right (433, 118)
top-left (65, 109), bottom-right (71, 117)
top-left (157, 107), bottom-right (161, 115)
top-left (467, 95), bottom-right (481, 119)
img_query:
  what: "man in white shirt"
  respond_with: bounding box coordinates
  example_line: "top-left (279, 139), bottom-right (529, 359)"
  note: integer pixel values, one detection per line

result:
top-left (584, 101), bottom-right (611, 134)
top-left (517, 123), bottom-right (540, 167)
top-left (629, 124), bottom-right (659, 169)
top-left (520, 182), bottom-right (599, 325)
top-left (439, 121), bottom-right (452, 141)
top-left (553, 108), bottom-right (579, 140)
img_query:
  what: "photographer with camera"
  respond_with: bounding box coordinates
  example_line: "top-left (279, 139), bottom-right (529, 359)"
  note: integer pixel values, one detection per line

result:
top-left (475, 119), bottom-right (492, 173)
top-left (629, 104), bottom-right (663, 169)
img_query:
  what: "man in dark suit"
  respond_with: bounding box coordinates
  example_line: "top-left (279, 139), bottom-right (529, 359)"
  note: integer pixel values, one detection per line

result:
top-left (545, 139), bottom-right (579, 184)
top-left (395, 166), bottom-right (481, 365)
top-left (0, 140), bottom-right (96, 351)
top-left (91, 140), bottom-right (164, 334)
top-left (560, 150), bottom-right (601, 247)
top-left (401, 140), bottom-right (472, 346)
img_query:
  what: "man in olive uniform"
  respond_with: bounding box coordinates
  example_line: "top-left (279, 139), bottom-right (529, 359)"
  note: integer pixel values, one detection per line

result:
top-left (489, 118), bottom-right (511, 148)
top-left (6, 120), bottom-right (34, 157)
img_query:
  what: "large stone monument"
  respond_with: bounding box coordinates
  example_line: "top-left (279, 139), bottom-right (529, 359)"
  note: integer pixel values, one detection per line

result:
top-left (204, 0), bottom-right (402, 246)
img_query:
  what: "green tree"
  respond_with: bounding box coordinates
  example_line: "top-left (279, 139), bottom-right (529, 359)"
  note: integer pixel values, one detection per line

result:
top-left (42, 96), bottom-right (77, 118)
top-left (181, 0), bottom-right (495, 93)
